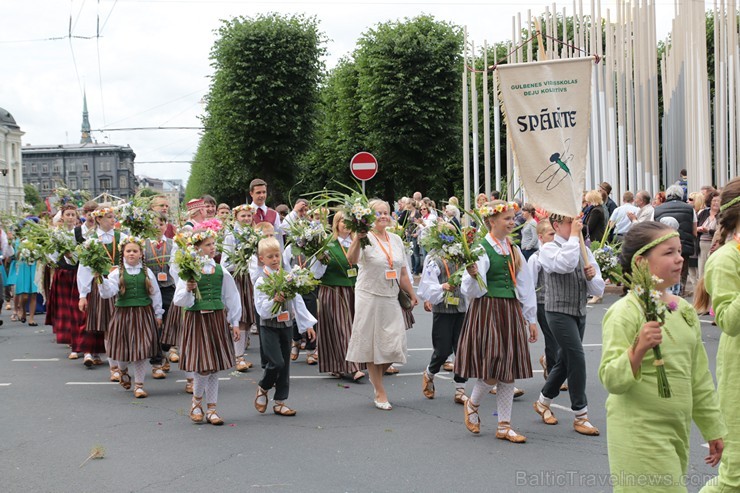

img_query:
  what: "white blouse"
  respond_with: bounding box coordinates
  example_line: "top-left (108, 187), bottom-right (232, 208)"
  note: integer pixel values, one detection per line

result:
top-left (172, 258), bottom-right (242, 327)
top-left (98, 263), bottom-right (164, 318)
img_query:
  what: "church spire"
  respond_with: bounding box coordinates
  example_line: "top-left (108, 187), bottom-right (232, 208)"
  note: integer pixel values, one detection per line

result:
top-left (80, 91), bottom-right (92, 144)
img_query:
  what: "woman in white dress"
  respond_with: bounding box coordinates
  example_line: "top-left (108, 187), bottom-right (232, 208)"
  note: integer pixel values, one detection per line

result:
top-left (346, 199), bottom-right (418, 410)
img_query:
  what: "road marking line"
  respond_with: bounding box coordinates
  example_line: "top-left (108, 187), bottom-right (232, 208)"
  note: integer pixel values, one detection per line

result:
top-left (66, 382), bottom-right (118, 385)
top-left (583, 344), bottom-right (602, 347)
top-left (0, 383), bottom-right (12, 386)
top-left (175, 378), bottom-right (231, 383)
top-left (13, 358), bottom-right (60, 362)
top-left (550, 403), bottom-right (576, 414)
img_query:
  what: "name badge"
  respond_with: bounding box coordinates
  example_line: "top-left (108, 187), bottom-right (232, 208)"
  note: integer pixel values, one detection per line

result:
top-left (202, 265), bottom-right (215, 275)
top-left (157, 272), bottom-right (168, 282)
top-left (446, 297), bottom-right (460, 306)
top-left (385, 269), bottom-right (397, 280)
top-left (277, 311), bottom-right (290, 323)
top-left (199, 310), bottom-right (214, 314)
top-left (346, 268), bottom-right (358, 278)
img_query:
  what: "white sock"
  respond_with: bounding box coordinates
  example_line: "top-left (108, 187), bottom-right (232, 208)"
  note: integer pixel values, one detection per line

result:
top-left (425, 366), bottom-right (435, 378)
top-left (538, 393), bottom-right (552, 407)
top-left (575, 407), bottom-right (593, 427)
top-left (470, 379), bottom-right (494, 407)
top-left (193, 373), bottom-right (207, 399)
top-left (132, 360), bottom-right (147, 385)
top-left (234, 332), bottom-right (246, 357)
top-left (205, 373), bottom-right (219, 404)
top-left (108, 358), bottom-right (119, 369)
top-left (185, 371), bottom-right (194, 380)
top-left (496, 382), bottom-right (515, 423)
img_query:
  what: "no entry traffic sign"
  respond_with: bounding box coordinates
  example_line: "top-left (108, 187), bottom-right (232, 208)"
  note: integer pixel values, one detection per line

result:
top-left (350, 152), bottom-right (378, 181)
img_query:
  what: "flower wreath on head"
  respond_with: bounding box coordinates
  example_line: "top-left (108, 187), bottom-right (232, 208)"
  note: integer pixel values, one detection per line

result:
top-left (478, 201), bottom-right (519, 219)
top-left (232, 204), bottom-right (256, 216)
top-left (119, 235), bottom-right (146, 251)
top-left (198, 218), bottom-right (223, 233)
top-left (91, 207), bottom-right (117, 219)
top-left (190, 229), bottom-right (217, 244)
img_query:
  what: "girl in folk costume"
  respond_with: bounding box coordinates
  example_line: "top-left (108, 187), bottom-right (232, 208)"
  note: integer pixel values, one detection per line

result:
top-left (310, 212), bottom-right (365, 382)
top-left (253, 238), bottom-right (316, 416)
top-left (173, 229), bottom-right (241, 425)
top-left (181, 199), bottom-right (207, 232)
top-left (418, 224), bottom-right (468, 404)
top-left (700, 177), bottom-right (740, 493)
top-left (457, 200), bottom-right (538, 443)
top-left (99, 237), bottom-right (163, 398)
top-left (220, 204), bottom-right (256, 372)
top-left (144, 214), bottom-right (175, 379)
top-left (10, 219), bottom-right (39, 326)
top-left (46, 204), bottom-right (84, 357)
top-left (77, 206), bottom-right (120, 374)
top-left (600, 222), bottom-right (725, 492)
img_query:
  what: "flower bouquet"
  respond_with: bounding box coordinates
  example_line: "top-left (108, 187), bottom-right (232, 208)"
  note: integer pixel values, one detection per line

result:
top-left (285, 218), bottom-right (331, 265)
top-left (257, 266), bottom-right (321, 315)
top-left (118, 203), bottom-right (161, 240)
top-left (340, 193), bottom-right (376, 249)
top-left (592, 244), bottom-right (621, 283)
top-left (621, 260), bottom-right (678, 398)
top-left (49, 228), bottom-right (79, 265)
top-left (173, 244), bottom-right (209, 300)
top-left (76, 239), bottom-right (113, 283)
top-left (16, 239), bottom-right (46, 264)
top-left (229, 226), bottom-right (264, 278)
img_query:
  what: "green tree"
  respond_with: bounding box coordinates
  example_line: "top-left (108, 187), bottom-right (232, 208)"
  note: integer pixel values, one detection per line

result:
top-left (23, 184), bottom-right (44, 214)
top-left (190, 13), bottom-right (326, 205)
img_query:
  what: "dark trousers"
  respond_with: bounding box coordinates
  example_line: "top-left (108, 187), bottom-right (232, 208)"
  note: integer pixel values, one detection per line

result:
top-left (537, 303), bottom-right (559, 375)
top-left (258, 324), bottom-right (292, 401)
top-left (428, 312), bottom-right (467, 384)
top-left (541, 311), bottom-right (587, 411)
top-left (149, 285), bottom-right (175, 366)
top-left (292, 291), bottom-right (317, 351)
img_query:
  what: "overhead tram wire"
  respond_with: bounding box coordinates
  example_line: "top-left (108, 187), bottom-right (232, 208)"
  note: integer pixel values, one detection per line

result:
top-left (91, 126), bottom-right (204, 132)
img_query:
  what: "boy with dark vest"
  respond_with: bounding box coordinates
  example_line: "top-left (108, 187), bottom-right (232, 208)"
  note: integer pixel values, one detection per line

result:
top-left (145, 214), bottom-right (175, 378)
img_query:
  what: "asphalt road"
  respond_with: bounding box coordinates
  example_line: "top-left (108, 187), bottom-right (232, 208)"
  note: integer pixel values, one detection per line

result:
top-left (0, 293), bottom-right (724, 493)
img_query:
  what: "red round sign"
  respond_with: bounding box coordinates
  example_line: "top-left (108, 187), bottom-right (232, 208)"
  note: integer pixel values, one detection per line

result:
top-left (349, 152), bottom-right (378, 181)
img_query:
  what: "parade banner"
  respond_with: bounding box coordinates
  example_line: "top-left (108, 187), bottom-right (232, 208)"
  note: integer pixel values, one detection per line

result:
top-left (497, 57), bottom-right (593, 217)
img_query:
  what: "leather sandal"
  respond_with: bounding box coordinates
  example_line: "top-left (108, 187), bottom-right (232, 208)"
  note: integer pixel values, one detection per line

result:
top-left (454, 388), bottom-right (468, 405)
top-left (119, 370), bottom-right (132, 390)
top-left (273, 403), bottom-right (297, 416)
top-left (168, 348), bottom-right (180, 363)
top-left (533, 401), bottom-right (558, 425)
top-left (109, 366), bottom-right (121, 382)
top-left (162, 360), bottom-right (171, 372)
top-left (496, 421), bottom-right (527, 443)
top-left (151, 366), bottom-right (166, 379)
top-left (236, 357), bottom-right (251, 372)
top-left (384, 365), bottom-right (399, 375)
top-left (134, 384), bottom-right (148, 398)
top-left (442, 361), bottom-right (454, 372)
top-left (68, 352), bottom-right (79, 360)
top-left (464, 400), bottom-right (480, 434)
top-left (352, 371), bottom-right (365, 382)
top-left (184, 378), bottom-right (194, 394)
top-left (573, 417), bottom-right (600, 436)
top-left (254, 386), bottom-right (269, 413)
top-left (206, 405), bottom-right (224, 425)
top-left (290, 341), bottom-right (300, 361)
top-left (190, 396), bottom-right (204, 423)
top-left (422, 372), bottom-right (435, 399)
top-left (306, 351), bottom-right (318, 365)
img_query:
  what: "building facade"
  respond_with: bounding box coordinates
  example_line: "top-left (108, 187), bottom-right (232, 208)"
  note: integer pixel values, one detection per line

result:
top-left (137, 176), bottom-right (184, 209)
top-left (0, 107), bottom-right (26, 214)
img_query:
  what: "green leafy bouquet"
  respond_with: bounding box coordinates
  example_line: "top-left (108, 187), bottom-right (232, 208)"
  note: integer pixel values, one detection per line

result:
top-left (119, 203), bottom-right (161, 240)
top-left (173, 244), bottom-right (209, 300)
top-left (16, 239), bottom-right (46, 264)
top-left (229, 226), bottom-right (264, 278)
top-left (76, 239), bottom-right (113, 283)
top-left (49, 228), bottom-right (79, 265)
top-left (257, 266), bottom-right (320, 315)
top-left (285, 218), bottom-right (331, 265)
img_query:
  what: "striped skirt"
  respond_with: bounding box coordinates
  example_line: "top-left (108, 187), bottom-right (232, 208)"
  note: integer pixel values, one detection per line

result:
top-left (317, 285), bottom-right (365, 374)
top-left (454, 296), bottom-right (533, 381)
top-left (161, 306), bottom-right (183, 346)
top-left (179, 310), bottom-right (235, 372)
top-left (107, 305), bottom-right (159, 362)
top-left (84, 281), bottom-right (115, 333)
top-left (234, 273), bottom-right (256, 327)
top-left (48, 268), bottom-right (80, 345)
top-left (402, 306), bottom-right (415, 330)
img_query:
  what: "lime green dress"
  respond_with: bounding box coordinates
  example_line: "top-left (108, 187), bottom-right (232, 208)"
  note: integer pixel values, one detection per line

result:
top-left (700, 239), bottom-right (740, 492)
top-left (600, 295), bottom-right (726, 492)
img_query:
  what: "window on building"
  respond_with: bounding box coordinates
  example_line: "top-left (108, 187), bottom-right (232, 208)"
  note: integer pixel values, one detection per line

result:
top-left (100, 161), bottom-right (110, 172)
top-left (82, 178), bottom-right (90, 189)
top-left (118, 160), bottom-right (128, 169)
top-left (69, 178), bottom-right (77, 188)
top-left (31, 164), bottom-right (37, 173)
top-left (53, 163), bottom-right (61, 174)
top-left (82, 162), bottom-right (89, 172)
top-left (42, 182), bottom-right (50, 191)
top-left (119, 175), bottom-right (128, 189)
top-left (42, 164), bottom-right (49, 174)
top-left (100, 178), bottom-right (111, 189)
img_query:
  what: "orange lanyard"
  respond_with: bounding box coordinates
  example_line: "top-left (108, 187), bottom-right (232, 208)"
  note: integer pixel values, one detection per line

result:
top-left (370, 231), bottom-right (393, 269)
top-left (101, 233), bottom-right (117, 265)
top-left (442, 259), bottom-right (451, 278)
top-left (149, 242), bottom-right (167, 270)
top-left (489, 232), bottom-right (517, 287)
top-left (338, 238), bottom-right (353, 268)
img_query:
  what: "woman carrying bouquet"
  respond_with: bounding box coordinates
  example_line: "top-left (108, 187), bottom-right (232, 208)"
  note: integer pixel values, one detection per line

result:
top-left (601, 221), bottom-right (725, 492)
top-left (99, 237), bottom-right (163, 398)
top-left (173, 229), bottom-right (241, 425)
top-left (457, 201), bottom-right (538, 443)
top-left (220, 204), bottom-right (256, 372)
top-left (311, 212), bottom-right (365, 382)
top-left (700, 177), bottom-right (740, 493)
top-left (11, 221), bottom-right (39, 326)
top-left (77, 206), bottom-right (120, 374)
top-left (346, 199), bottom-right (418, 411)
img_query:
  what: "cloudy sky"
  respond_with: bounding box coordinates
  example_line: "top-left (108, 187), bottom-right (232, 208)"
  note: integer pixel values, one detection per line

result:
top-left (1, 0), bottom-right (690, 186)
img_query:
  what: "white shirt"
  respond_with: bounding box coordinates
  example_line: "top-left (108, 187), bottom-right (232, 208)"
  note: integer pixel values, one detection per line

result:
top-left (77, 228), bottom-right (127, 298)
top-left (98, 263), bottom-right (164, 318)
top-left (609, 203), bottom-right (640, 235)
top-left (460, 234), bottom-right (537, 324)
top-left (250, 202), bottom-right (284, 249)
top-left (633, 204), bottom-right (655, 223)
top-left (172, 258), bottom-right (242, 327)
top-left (418, 255), bottom-right (460, 306)
top-left (539, 234), bottom-right (605, 297)
top-left (220, 225), bottom-right (245, 273)
top-left (0, 230), bottom-right (12, 259)
top-left (253, 266), bottom-right (317, 333)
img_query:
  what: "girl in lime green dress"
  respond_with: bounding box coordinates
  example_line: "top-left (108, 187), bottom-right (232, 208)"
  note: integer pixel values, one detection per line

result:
top-left (600, 221), bottom-right (726, 492)
top-left (700, 177), bottom-right (740, 493)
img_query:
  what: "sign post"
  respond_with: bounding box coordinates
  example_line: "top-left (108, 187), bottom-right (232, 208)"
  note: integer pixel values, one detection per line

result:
top-left (349, 151), bottom-right (378, 195)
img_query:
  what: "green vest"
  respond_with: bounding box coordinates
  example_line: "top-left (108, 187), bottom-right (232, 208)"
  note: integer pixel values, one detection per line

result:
top-left (482, 240), bottom-right (517, 299)
top-left (116, 269), bottom-right (152, 307)
top-left (102, 231), bottom-right (122, 266)
top-left (187, 264), bottom-right (225, 311)
top-left (321, 241), bottom-right (356, 287)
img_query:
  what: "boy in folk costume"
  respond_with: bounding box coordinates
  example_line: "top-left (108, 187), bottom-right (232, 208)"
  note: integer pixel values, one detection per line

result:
top-left (99, 237), bottom-right (163, 398)
top-left (173, 229), bottom-right (241, 425)
top-left (533, 214), bottom-right (604, 436)
top-left (249, 178), bottom-right (284, 249)
top-left (254, 238), bottom-right (316, 416)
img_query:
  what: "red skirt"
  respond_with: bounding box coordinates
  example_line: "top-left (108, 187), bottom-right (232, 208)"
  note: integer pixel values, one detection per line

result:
top-left (45, 267), bottom-right (56, 328)
top-left (454, 297), bottom-right (533, 381)
top-left (179, 310), bottom-right (235, 372)
top-left (48, 268), bottom-right (81, 345)
top-left (317, 285), bottom-right (365, 374)
top-left (107, 305), bottom-right (159, 362)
